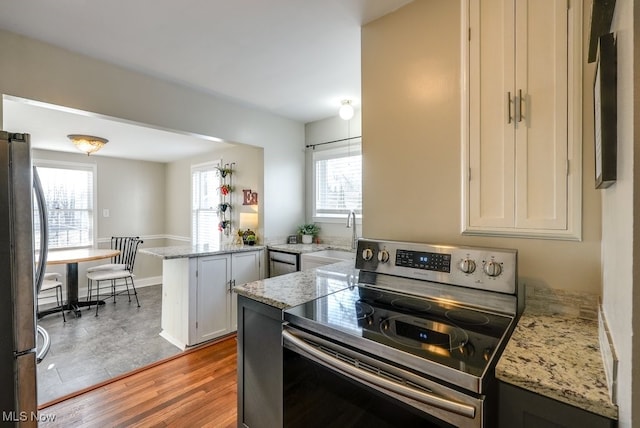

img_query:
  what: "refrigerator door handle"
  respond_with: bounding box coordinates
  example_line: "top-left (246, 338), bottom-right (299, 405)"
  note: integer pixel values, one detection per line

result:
top-left (33, 166), bottom-right (48, 294)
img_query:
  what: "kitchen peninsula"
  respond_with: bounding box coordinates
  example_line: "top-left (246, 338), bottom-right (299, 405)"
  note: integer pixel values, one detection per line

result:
top-left (141, 244), bottom-right (265, 350)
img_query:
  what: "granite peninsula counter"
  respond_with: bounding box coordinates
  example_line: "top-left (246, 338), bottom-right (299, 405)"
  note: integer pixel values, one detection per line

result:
top-left (141, 243), bottom-right (266, 259)
top-left (234, 259), bottom-right (358, 309)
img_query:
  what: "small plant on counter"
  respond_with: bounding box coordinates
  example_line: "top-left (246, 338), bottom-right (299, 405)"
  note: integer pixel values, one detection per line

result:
top-left (245, 234), bottom-right (257, 245)
top-left (297, 223), bottom-right (320, 237)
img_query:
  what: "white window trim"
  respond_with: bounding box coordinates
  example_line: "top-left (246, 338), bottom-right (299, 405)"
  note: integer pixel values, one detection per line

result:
top-left (311, 142), bottom-right (363, 223)
top-left (34, 158), bottom-right (98, 249)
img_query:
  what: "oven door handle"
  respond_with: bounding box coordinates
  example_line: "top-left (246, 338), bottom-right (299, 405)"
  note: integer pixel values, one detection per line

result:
top-left (271, 259), bottom-right (297, 266)
top-left (283, 329), bottom-right (476, 419)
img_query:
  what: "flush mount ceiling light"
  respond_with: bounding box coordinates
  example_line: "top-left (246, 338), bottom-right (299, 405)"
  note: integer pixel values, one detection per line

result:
top-left (339, 100), bottom-right (354, 121)
top-left (67, 134), bottom-right (108, 155)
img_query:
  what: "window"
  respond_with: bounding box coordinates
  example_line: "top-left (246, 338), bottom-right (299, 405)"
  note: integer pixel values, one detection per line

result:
top-left (313, 143), bottom-right (362, 218)
top-left (192, 162), bottom-right (222, 246)
top-left (35, 161), bottom-right (96, 249)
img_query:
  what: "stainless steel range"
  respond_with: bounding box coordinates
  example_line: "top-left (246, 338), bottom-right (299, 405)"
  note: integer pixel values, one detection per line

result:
top-left (282, 238), bottom-right (520, 428)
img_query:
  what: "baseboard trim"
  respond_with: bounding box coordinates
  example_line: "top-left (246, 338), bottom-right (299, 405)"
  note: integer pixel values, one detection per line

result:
top-left (159, 330), bottom-right (187, 351)
top-left (38, 276), bottom-right (162, 307)
top-left (136, 276), bottom-right (162, 288)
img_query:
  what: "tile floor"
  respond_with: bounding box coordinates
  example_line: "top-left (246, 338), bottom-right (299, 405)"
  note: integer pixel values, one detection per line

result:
top-left (36, 284), bottom-right (181, 405)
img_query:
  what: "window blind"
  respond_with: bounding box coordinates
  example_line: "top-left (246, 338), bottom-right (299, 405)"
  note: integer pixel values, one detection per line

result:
top-left (313, 145), bottom-right (362, 216)
top-left (36, 165), bottom-right (94, 249)
top-left (192, 162), bottom-right (221, 246)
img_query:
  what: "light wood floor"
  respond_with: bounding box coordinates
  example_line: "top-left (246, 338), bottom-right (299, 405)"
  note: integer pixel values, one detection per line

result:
top-left (39, 336), bottom-right (238, 427)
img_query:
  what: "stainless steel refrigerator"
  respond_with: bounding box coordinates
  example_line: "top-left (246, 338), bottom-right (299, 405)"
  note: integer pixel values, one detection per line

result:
top-left (0, 131), bottom-right (49, 426)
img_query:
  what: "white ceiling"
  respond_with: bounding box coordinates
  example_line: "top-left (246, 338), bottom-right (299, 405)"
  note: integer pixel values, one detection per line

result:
top-left (3, 97), bottom-right (234, 163)
top-left (0, 0), bottom-right (411, 161)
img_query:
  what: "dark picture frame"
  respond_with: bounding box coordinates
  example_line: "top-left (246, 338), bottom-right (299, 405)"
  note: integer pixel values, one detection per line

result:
top-left (593, 32), bottom-right (617, 189)
top-left (587, 0), bottom-right (617, 63)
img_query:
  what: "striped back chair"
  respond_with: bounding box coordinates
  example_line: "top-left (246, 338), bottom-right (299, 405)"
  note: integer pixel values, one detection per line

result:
top-left (86, 236), bottom-right (144, 316)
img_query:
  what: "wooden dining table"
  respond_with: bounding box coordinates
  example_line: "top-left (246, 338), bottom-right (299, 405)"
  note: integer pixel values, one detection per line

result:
top-left (43, 248), bottom-right (120, 318)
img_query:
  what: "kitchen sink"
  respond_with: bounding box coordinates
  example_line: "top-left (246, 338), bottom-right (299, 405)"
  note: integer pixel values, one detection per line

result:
top-left (309, 249), bottom-right (356, 260)
top-left (300, 249), bottom-right (355, 270)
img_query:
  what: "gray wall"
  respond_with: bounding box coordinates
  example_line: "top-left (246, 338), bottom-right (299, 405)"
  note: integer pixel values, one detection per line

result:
top-left (34, 149), bottom-right (166, 292)
top-left (35, 141), bottom-right (265, 297)
top-left (0, 28), bottom-right (305, 244)
top-left (165, 144), bottom-right (264, 242)
top-left (304, 110), bottom-right (363, 246)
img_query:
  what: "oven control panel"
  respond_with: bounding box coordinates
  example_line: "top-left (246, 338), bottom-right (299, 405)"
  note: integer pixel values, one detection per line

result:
top-left (356, 238), bottom-right (517, 295)
top-left (395, 249), bottom-right (451, 273)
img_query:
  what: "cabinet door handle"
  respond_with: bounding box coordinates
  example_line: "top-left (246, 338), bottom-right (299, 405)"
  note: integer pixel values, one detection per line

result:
top-left (507, 92), bottom-right (513, 124)
top-left (518, 89), bottom-right (524, 122)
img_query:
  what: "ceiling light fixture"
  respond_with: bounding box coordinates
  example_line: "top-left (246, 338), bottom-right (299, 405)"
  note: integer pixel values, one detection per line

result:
top-left (67, 134), bottom-right (108, 155)
top-left (339, 100), bottom-right (354, 121)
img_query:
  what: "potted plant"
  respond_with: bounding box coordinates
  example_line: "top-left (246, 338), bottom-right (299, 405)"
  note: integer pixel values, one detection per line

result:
top-left (215, 166), bottom-right (233, 178)
top-left (241, 228), bottom-right (257, 244)
top-left (245, 234), bottom-right (257, 246)
top-left (297, 223), bottom-right (320, 244)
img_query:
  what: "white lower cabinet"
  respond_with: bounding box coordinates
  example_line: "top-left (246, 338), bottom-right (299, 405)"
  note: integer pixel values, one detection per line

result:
top-left (194, 254), bottom-right (231, 344)
top-left (160, 249), bottom-right (264, 349)
top-left (228, 250), bottom-right (264, 332)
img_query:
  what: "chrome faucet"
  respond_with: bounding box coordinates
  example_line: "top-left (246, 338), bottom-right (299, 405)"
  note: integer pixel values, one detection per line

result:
top-left (346, 210), bottom-right (358, 250)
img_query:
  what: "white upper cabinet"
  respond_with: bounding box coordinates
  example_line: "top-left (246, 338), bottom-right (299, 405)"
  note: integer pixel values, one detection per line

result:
top-left (462, 0), bottom-right (582, 240)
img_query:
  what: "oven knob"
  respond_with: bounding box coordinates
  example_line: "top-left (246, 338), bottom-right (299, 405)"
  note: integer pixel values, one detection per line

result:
top-left (380, 318), bottom-right (390, 331)
top-left (458, 258), bottom-right (476, 274)
top-left (483, 260), bottom-right (502, 277)
top-left (460, 342), bottom-right (475, 358)
top-left (378, 250), bottom-right (390, 263)
top-left (362, 248), bottom-right (374, 261)
top-left (483, 347), bottom-right (494, 362)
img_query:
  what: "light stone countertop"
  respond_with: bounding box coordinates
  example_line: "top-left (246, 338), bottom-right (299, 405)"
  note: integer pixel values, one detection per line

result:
top-left (233, 260), bottom-right (358, 309)
top-left (267, 243), bottom-right (353, 254)
top-left (496, 287), bottom-right (618, 420)
top-left (236, 263), bottom-right (618, 420)
top-left (140, 244), bottom-right (265, 259)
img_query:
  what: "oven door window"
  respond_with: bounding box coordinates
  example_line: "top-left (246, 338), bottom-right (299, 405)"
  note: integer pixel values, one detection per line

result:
top-left (284, 348), bottom-right (457, 428)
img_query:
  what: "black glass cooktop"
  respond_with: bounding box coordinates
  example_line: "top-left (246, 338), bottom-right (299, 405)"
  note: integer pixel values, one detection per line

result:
top-left (284, 285), bottom-right (514, 379)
